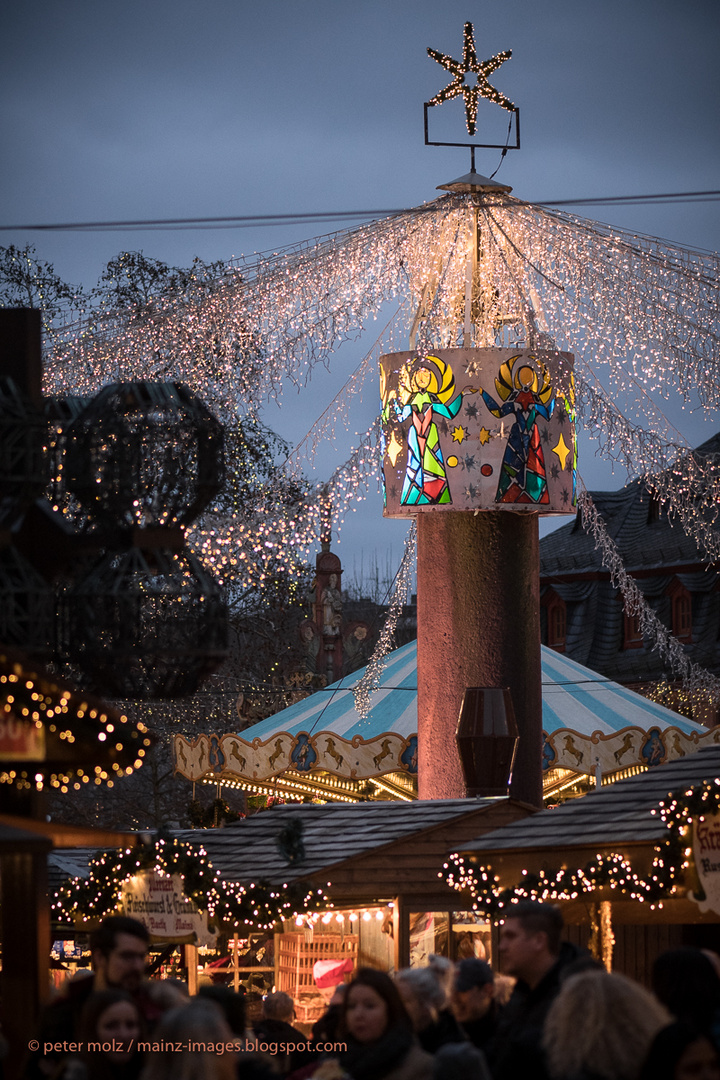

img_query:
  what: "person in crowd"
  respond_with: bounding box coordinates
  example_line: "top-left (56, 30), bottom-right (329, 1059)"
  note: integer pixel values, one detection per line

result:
top-left (485, 900), bottom-right (581, 1080)
top-left (543, 969), bottom-right (670, 1080)
top-left (432, 1042), bottom-right (492, 1080)
top-left (23, 917), bottom-right (158, 1080)
top-left (50, 989), bottom-right (145, 1080)
top-left (139, 1000), bottom-right (239, 1080)
top-left (79, 989), bottom-right (145, 1080)
top-left (395, 963), bottom-right (466, 1054)
top-left (254, 992), bottom-right (310, 1075)
top-left (197, 984), bottom-right (249, 1038)
top-left (652, 948), bottom-right (720, 1043)
top-left (311, 985), bottom-right (346, 1044)
top-left (450, 958), bottom-right (497, 1051)
top-left (289, 967), bottom-right (433, 1080)
top-left (145, 979), bottom-right (189, 1014)
top-left (639, 1021), bottom-right (720, 1080)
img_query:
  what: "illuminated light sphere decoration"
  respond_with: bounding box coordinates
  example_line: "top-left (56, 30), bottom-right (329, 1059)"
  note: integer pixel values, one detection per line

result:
top-left (63, 381), bottom-right (224, 530)
top-left (64, 546), bottom-right (227, 699)
top-left (38, 23), bottom-right (720, 706)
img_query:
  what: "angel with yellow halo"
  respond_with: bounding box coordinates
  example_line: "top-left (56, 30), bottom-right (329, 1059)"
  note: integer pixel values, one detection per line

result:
top-left (382, 355), bottom-right (467, 506)
top-left (478, 355), bottom-right (555, 505)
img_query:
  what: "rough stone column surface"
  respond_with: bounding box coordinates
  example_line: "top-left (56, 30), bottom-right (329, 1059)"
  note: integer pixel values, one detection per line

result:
top-left (416, 510), bottom-right (542, 807)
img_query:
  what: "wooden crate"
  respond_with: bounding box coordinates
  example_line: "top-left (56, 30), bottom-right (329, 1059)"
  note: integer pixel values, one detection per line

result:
top-left (276, 932), bottom-right (358, 1004)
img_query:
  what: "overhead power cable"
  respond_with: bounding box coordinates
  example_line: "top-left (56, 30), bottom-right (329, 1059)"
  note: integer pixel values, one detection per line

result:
top-left (1, 190), bottom-right (719, 233)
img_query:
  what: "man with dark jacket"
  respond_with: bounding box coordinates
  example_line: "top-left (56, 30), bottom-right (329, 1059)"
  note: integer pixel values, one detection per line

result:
top-left (23, 915), bottom-right (159, 1079)
top-left (451, 958), bottom-right (498, 1051)
top-left (486, 901), bottom-right (579, 1080)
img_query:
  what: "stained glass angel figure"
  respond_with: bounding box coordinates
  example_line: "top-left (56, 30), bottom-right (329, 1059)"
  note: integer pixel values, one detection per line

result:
top-left (382, 355), bottom-right (464, 506)
top-left (478, 355), bottom-right (555, 504)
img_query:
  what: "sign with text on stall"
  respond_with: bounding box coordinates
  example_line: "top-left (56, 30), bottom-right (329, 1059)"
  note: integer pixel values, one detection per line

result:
top-left (119, 871), bottom-right (216, 947)
top-left (689, 814), bottom-right (720, 915)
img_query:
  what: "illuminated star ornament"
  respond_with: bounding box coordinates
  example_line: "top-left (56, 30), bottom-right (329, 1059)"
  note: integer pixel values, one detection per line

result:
top-left (427, 22), bottom-right (515, 136)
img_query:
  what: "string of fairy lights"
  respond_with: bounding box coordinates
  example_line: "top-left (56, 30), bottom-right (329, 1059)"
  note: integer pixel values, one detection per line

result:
top-left (52, 835), bottom-right (330, 931)
top-left (353, 520), bottom-right (417, 719)
top-left (39, 190), bottom-right (720, 703)
top-left (577, 488), bottom-right (720, 702)
top-left (441, 777), bottom-right (720, 913)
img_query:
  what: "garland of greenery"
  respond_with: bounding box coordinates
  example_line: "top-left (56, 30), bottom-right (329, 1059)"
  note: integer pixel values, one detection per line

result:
top-left (53, 833), bottom-right (328, 931)
top-left (441, 779), bottom-right (720, 914)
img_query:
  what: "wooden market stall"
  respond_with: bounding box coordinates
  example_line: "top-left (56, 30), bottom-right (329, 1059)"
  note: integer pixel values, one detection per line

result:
top-left (178, 796), bottom-right (532, 1024)
top-left (444, 744), bottom-right (720, 984)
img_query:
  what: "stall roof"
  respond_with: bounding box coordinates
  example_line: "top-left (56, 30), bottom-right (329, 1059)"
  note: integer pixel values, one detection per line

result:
top-left (176, 798), bottom-right (531, 885)
top-left (460, 744), bottom-right (720, 855)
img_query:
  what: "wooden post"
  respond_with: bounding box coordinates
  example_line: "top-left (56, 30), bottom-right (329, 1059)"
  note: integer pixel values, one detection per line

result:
top-left (416, 510), bottom-right (543, 807)
top-left (184, 944), bottom-right (198, 994)
top-left (232, 934), bottom-right (240, 993)
top-left (1, 838), bottom-right (52, 1080)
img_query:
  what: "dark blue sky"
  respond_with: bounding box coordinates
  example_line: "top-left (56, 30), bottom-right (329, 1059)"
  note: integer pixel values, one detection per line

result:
top-left (2, 0), bottom-right (719, 578)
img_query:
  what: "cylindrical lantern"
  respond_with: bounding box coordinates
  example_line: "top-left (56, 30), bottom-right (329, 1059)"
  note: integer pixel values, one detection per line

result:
top-left (380, 347), bottom-right (575, 516)
top-left (455, 687), bottom-right (519, 797)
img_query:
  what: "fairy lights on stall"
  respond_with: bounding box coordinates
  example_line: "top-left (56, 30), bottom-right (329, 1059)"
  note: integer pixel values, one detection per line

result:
top-left (441, 778), bottom-right (720, 913)
top-left (53, 834), bottom-right (330, 931)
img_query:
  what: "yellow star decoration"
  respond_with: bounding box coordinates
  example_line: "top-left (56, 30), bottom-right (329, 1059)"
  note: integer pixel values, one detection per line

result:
top-left (552, 433), bottom-right (571, 470)
top-left (427, 22), bottom-right (515, 136)
top-left (451, 425), bottom-right (468, 444)
top-left (387, 430), bottom-right (403, 466)
top-left (478, 427), bottom-right (492, 445)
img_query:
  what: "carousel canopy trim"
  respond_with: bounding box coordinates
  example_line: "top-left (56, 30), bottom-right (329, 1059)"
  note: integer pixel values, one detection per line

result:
top-left (173, 642), bottom-right (715, 787)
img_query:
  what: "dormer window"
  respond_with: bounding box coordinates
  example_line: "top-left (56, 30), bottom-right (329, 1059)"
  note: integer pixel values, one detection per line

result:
top-left (671, 587), bottom-right (692, 642)
top-left (647, 496), bottom-right (660, 524)
top-left (542, 590), bottom-right (567, 653)
top-left (623, 609), bottom-right (643, 649)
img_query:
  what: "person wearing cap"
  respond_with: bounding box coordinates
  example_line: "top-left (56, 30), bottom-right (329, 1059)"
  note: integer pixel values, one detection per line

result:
top-left (451, 958), bottom-right (498, 1051)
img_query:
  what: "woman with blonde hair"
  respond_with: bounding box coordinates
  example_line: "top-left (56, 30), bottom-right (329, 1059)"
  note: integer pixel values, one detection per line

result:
top-left (543, 970), bottom-right (670, 1080)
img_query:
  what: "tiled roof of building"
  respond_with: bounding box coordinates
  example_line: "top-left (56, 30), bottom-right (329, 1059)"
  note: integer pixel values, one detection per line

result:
top-left (540, 432), bottom-right (720, 577)
top-left (539, 433), bottom-right (720, 681)
top-left (462, 744), bottom-right (720, 854)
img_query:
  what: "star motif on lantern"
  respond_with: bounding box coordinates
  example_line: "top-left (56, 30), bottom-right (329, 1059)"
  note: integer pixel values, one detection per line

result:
top-left (451, 425), bottom-right (468, 444)
top-left (387, 430), bottom-right (403, 466)
top-left (552, 433), bottom-right (571, 470)
top-left (427, 22), bottom-right (514, 136)
top-left (478, 427), bottom-right (492, 445)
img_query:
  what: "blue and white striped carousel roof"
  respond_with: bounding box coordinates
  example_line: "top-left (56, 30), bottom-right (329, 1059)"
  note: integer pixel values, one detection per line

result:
top-left (242, 640), bottom-right (703, 742)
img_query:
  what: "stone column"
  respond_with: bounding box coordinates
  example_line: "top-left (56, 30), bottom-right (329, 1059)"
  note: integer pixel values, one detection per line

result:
top-left (416, 510), bottom-right (542, 807)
